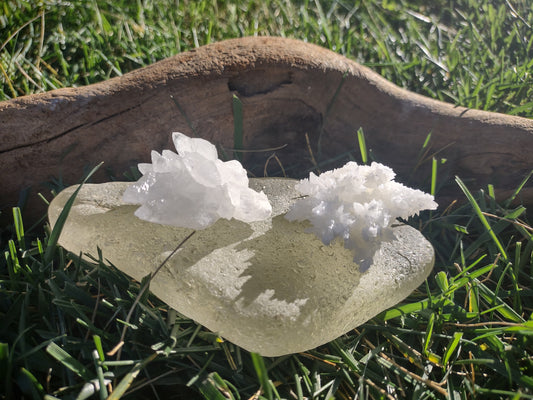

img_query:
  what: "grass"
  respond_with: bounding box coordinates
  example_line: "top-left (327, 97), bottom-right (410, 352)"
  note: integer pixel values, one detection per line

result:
top-left (1, 0), bottom-right (533, 399)
top-left (2, 1), bottom-right (533, 115)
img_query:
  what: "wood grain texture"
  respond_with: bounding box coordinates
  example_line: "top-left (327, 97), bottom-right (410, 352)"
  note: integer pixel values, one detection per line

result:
top-left (1, 37), bottom-right (532, 222)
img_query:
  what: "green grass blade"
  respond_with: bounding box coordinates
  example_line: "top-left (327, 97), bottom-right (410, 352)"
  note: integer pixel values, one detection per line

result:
top-left (422, 131), bottom-right (432, 149)
top-left (46, 342), bottom-right (92, 381)
top-left (378, 298), bottom-right (432, 321)
top-left (92, 335), bottom-right (105, 364)
top-left (504, 169), bottom-right (533, 207)
top-left (7, 239), bottom-right (21, 275)
top-left (330, 340), bottom-right (362, 375)
top-left (92, 350), bottom-right (108, 400)
top-left (431, 157), bottom-right (437, 196)
top-left (423, 313), bottom-right (435, 356)
top-left (435, 271), bottom-right (449, 293)
top-left (356, 127), bottom-right (368, 164)
top-left (197, 372), bottom-right (236, 400)
top-left (17, 367), bottom-right (46, 398)
top-left (0, 342), bottom-right (11, 399)
top-left (455, 176), bottom-right (508, 261)
top-left (477, 282), bottom-right (523, 323)
top-left (12, 207), bottom-right (25, 251)
top-left (186, 353), bottom-right (215, 387)
top-left (44, 162), bottom-right (103, 265)
top-left (442, 332), bottom-right (463, 366)
top-left (251, 352), bottom-right (272, 400)
top-left (107, 353), bottom-right (157, 400)
top-left (313, 0), bottom-right (332, 47)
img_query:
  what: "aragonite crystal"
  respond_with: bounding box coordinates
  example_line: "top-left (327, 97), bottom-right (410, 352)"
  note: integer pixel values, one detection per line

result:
top-left (48, 178), bottom-right (435, 356)
top-left (286, 161), bottom-right (437, 269)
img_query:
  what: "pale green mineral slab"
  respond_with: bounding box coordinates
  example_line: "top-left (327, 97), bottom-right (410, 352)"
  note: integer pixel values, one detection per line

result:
top-left (48, 178), bottom-right (434, 356)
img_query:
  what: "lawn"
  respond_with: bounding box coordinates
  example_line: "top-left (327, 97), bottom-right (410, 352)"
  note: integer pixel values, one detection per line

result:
top-left (1, 1), bottom-right (533, 399)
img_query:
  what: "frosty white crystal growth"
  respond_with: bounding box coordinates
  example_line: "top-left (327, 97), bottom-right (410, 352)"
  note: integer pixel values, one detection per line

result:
top-left (123, 132), bottom-right (272, 229)
top-left (285, 161), bottom-right (437, 267)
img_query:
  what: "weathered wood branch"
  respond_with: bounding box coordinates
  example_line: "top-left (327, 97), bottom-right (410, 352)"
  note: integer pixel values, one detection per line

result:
top-left (1, 37), bottom-right (532, 222)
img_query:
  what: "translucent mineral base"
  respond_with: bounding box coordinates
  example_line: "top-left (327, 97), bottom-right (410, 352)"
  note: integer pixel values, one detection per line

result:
top-left (48, 179), bottom-right (435, 357)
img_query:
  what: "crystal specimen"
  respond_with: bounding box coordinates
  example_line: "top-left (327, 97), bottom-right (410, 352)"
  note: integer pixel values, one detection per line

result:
top-left (286, 162), bottom-right (438, 269)
top-left (122, 132), bottom-right (272, 229)
top-left (48, 179), bottom-right (435, 356)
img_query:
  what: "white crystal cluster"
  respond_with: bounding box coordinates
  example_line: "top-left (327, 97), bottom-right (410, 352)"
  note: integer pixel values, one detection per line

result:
top-left (285, 162), bottom-right (437, 267)
top-left (123, 132), bottom-right (272, 229)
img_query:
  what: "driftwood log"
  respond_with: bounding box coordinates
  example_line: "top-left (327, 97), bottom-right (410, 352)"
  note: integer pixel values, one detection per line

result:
top-left (1, 37), bottom-right (532, 223)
